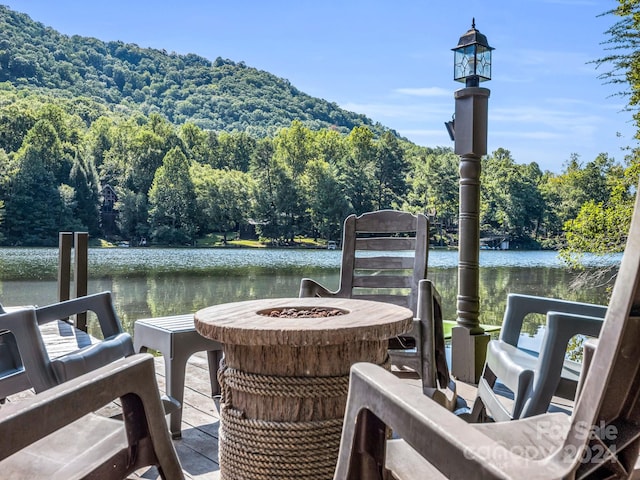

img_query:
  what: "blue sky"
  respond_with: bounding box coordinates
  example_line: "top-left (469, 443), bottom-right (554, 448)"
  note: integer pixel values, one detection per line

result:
top-left (4, 0), bottom-right (635, 173)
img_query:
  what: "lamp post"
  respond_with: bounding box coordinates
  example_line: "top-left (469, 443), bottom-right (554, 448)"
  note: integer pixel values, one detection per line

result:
top-left (450, 19), bottom-right (493, 383)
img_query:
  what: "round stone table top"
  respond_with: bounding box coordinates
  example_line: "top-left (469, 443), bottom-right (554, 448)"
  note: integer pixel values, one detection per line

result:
top-left (194, 297), bottom-right (413, 347)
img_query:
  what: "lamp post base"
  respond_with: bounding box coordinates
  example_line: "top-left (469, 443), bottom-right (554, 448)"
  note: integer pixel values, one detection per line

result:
top-left (451, 326), bottom-right (490, 384)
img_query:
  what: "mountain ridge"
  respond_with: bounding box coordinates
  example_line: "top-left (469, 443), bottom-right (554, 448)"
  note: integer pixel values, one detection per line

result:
top-left (0, 5), bottom-right (397, 138)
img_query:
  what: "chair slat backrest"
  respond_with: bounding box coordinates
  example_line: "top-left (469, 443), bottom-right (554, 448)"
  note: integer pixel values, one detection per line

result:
top-left (338, 210), bottom-right (428, 314)
top-left (565, 191), bottom-right (640, 477)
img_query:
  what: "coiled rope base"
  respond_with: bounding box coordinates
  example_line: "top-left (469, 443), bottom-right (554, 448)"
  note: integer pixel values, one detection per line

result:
top-left (217, 356), bottom-right (390, 480)
top-left (220, 407), bottom-right (343, 480)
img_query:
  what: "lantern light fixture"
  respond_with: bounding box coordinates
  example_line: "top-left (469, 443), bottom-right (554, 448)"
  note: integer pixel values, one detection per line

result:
top-left (452, 18), bottom-right (493, 87)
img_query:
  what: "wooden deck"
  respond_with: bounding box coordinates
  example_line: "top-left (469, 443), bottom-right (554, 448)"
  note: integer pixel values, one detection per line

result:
top-left (130, 352), bottom-right (576, 480)
top-left (5, 319), bottom-right (576, 480)
top-left (127, 352), bottom-right (518, 480)
top-left (3, 347), bottom-right (575, 479)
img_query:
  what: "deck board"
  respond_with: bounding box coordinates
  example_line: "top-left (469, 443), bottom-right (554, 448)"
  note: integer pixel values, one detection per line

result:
top-left (132, 353), bottom-right (221, 480)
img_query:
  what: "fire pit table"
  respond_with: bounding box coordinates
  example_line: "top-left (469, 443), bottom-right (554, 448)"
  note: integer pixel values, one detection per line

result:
top-left (194, 297), bottom-right (413, 480)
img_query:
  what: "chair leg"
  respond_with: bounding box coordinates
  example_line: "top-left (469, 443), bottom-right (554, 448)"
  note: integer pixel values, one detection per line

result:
top-left (469, 365), bottom-right (497, 423)
top-left (346, 409), bottom-right (386, 480)
top-left (469, 397), bottom-right (491, 423)
top-left (166, 352), bottom-right (190, 439)
top-left (206, 350), bottom-right (223, 397)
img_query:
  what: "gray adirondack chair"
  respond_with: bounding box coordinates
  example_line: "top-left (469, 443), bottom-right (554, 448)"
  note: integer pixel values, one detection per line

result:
top-left (300, 210), bottom-right (455, 408)
top-left (0, 310), bottom-right (183, 480)
top-left (333, 188), bottom-right (640, 479)
top-left (470, 293), bottom-right (607, 422)
top-left (0, 292), bottom-right (134, 398)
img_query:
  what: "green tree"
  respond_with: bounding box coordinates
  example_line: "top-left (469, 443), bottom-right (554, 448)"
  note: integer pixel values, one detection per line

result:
top-left (69, 152), bottom-right (101, 235)
top-left (269, 121), bottom-right (315, 239)
top-left (340, 126), bottom-right (376, 214)
top-left (373, 131), bottom-right (408, 210)
top-left (249, 138), bottom-right (281, 239)
top-left (98, 118), bottom-right (133, 188)
top-left (301, 158), bottom-right (349, 241)
top-left (20, 118), bottom-right (70, 184)
top-left (481, 149), bottom-right (545, 245)
top-left (543, 153), bottom-right (625, 238)
top-left (57, 183), bottom-right (85, 232)
top-left (404, 147), bottom-right (459, 245)
top-left (562, 157), bottom-right (636, 260)
top-left (0, 95), bottom-right (37, 153)
top-left (116, 188), bottom-right (149, 242)
top-left (85, 116), bottom-right (115, 170)
top-left (0, 199), bottom-right (5, 244)
top-left (179, 122), bottom-right (213, 164)
top-left (216, 131), bottom-right (256, 172)
top-left (558, 1), bottom-right (640, 259)
top-left (315, 128), bottom-right (348, 166)
top-left (564, 194), bottom-right (632, 255)
top-left (125, 115), bottom-right (177, 195)
top-left (273, 120), bottom-right (315, 179)
top-left (3, 146), bottom-right (65, 245)
top-left (191, 164), bottom-right (254, 242)
top-left (148, 147), bottom-right (198, 244)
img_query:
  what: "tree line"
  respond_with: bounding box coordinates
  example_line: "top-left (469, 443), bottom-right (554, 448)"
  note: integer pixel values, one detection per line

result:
top-left (0, 86), bottom-right (634, 250)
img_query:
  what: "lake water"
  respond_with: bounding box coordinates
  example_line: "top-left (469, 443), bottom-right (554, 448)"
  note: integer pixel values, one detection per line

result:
top-left (0, 247), bottom-right (621, 339)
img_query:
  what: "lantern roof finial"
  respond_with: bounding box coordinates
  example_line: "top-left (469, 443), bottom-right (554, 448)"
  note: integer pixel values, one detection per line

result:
top-left (454, 19), bottom-right (493, 51)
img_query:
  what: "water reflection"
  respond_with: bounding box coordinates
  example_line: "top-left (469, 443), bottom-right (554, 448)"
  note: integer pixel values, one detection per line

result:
top-left (0, 248), bottom-right (618, 341)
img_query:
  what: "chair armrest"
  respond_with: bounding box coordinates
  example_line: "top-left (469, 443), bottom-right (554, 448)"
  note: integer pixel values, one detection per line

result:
top-left (482, 341), bottom-right (537, 420)
top-left (50, 332), bottom-right (135, 383)
top-left (500, 294), bottom-right (607, 347)
top-left (486, 341), bottom-right (536, 386)
top-left (522, 312), bottom-right (605, 417)
top-left (335, 362), bottom-right (567, 479)
top-left (35, 292), bottom-right (124, 339)
top-left (0, 354), bottom-right (169, 462)
top-left (299, 278), bottom-right (337, 297)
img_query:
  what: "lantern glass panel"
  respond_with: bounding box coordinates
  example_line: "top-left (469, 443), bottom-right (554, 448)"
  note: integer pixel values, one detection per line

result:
top-left (454, 45), bottom-right (476, 82)
top-left (475, 45), bottom-right (492, 80)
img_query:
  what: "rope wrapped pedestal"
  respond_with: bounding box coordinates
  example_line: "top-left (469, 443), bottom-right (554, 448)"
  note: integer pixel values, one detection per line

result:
top-left (217, 342), bottom-right (389, 480)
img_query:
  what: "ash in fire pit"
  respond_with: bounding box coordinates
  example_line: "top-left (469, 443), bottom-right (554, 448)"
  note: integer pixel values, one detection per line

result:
top-left (258, 307), bottom-right (347, 318)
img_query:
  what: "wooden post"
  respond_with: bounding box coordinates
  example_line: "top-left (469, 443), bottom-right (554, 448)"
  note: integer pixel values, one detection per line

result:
top-left (451, 86), bottom-right (491, 383)
top-left (57, 232), bottom-right (73, 303)
top-left (74, 232), bottom-right (89, 331)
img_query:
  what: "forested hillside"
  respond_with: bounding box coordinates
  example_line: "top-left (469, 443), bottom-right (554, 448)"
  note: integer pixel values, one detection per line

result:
top-left (0, 5), bottom-right (389, 137)
top-left (0, 5), bottom-right (635, 254)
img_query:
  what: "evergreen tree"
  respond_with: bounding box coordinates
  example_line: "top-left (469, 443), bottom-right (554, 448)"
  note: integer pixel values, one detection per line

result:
top-left (69, 152), bottom-right (101, 235)
top-left (4, 147), bottom-right (64, 245)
